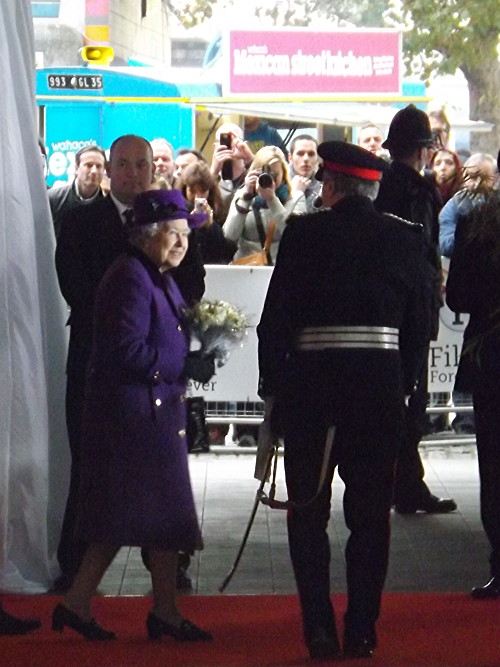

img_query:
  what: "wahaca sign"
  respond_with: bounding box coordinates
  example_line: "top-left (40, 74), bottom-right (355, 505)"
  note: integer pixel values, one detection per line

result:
top-left (224, 29), bottom-right (402, 96)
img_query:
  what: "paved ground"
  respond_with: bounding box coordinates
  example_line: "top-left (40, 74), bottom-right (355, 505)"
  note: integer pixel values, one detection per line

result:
top-left (99, 440), bottom-right (490, 598)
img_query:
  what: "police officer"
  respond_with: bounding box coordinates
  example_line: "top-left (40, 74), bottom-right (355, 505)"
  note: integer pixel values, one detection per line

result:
top-left (375, 105), bottom-right (457, 514)
top-left (257, 141), bottom-right (431, 659)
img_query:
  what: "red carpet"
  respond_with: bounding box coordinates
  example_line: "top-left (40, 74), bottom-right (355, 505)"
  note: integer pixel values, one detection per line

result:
top-left (1, 593), bottom-right (499, 667)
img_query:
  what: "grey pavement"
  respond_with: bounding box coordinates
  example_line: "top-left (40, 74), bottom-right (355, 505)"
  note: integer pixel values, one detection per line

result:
top-left (98, 440), bottom-right (489, 598)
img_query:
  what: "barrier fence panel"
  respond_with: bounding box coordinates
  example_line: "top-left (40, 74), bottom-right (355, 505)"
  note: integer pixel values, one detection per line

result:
top-left (194, 263), bottom-right (473, 440)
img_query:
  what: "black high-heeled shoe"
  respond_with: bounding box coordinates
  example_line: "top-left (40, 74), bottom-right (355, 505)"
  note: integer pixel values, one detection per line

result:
top-left (52, 603), bottom-right (116, 641)
top-left (146, 612), bottom-right (212, 642)
top-left (0, 608), bottom-right (41, 635)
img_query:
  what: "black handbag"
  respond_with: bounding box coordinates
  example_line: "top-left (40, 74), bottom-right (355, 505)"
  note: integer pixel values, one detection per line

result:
top-left (186, 396), bottom-right (210, 453)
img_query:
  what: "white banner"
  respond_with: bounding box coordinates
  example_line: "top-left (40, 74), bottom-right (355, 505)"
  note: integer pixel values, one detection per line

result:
top-left (192, 261), bottom-right (466, 404)
top-left (428, 257), bottom-right (468, 393)
top-left (187, 265), bottom-right (273, 402)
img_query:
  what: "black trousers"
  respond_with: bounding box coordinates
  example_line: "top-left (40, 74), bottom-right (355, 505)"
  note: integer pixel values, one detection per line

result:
top-left (393, 350), bottom-right (432, 505)
top-left (473, 389), bottom-right (500, 577)
top-left (56, 360), bottom-right (88, 578)
top-left (284, 415), bottom-right (395, 644)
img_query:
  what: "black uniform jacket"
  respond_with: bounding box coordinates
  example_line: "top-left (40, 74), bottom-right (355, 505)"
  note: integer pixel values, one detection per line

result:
top-left (375, 160), bottom-right (442, 339)
top-left (257, 195), bottom-right (432, 432)
top-left (446, 197), bottom-right (500, 393)
top-left (55, 195), bottom-right (205, 375)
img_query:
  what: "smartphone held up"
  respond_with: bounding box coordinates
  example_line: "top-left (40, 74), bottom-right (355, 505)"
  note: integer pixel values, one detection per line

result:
top-left (219, 132), bottom-right (234, 181)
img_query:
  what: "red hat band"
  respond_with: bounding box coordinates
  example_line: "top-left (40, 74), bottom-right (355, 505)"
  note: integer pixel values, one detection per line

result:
top-left (323, 160), bottom-right (382, 181)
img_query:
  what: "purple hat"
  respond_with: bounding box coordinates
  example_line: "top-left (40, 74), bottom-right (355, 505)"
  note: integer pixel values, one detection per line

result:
top-left (131, 189), bottom-right (208, 228)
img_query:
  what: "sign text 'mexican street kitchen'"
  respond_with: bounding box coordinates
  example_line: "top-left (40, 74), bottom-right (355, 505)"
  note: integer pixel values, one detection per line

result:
top-left (226, 29), bottom-right (401, 96)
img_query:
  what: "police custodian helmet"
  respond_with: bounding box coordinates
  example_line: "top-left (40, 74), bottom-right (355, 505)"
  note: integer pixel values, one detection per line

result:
top-left (316, 141), bottom-right (386, 182)
top-left (382, 104), bottom-right (434, 151)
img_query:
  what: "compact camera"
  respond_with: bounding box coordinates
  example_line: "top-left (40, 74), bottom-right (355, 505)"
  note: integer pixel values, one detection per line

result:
top-left (258, 165), bottom-right (275, 189)
top-left (194, 197), bottom-right (207, 212)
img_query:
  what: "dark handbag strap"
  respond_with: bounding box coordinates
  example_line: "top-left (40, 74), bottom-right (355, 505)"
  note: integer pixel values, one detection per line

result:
top-left (253, 207), bottom-right (267, 248)
top-left (254, 207), bottom-right (276, 265)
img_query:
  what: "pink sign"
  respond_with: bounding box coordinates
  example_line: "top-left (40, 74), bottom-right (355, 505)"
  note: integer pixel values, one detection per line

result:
top-left (225, 29), bottom-right (401, 96)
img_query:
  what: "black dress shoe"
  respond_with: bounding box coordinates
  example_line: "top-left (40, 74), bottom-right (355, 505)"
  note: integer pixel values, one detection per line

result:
top-left (146, 613), bottom-right (212, 641)
top-left (471, 577), bottom-right (500, 599)
top-left (395, 494), bottom-right (457, 514)
top-left (343, 635), bottom-right (375, 659)
top-left (307, 628), bottom-right (341, 660)
top-left (52, 603), bottom-right (116, 640)
top-left (0, 608), bottom-right (41, 635)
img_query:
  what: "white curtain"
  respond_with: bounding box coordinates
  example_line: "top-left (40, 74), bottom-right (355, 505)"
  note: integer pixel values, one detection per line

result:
top-left (0, 0), bottom-right (70, 593)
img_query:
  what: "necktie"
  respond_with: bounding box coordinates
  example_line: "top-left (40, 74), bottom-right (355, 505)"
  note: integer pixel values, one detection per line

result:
top-left (123, 209), bottom-right (134, 226)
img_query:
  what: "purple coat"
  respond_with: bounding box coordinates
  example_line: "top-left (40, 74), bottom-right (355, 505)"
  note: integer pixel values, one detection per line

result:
top-left (76, 247), bottom-right (202, 552)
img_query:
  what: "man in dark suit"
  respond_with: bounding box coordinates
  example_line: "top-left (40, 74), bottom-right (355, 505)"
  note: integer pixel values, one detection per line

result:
top-left (55, 134), bottom-right (205, 589)
top-left (258, 141), bottom-right (431, 659)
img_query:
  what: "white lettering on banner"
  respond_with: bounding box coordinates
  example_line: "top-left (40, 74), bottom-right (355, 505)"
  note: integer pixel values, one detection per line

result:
top-left (291, 50), bottom-right (373, 77)
top-left (194, 261), bottom-right (465, 403)
top-left (50, 139), bottom-right (99, 152)
top-left (428, 257), bottom-right (468, 393)
top-left (233, 48), bottom-right (379, 78)
top-left (373, 55), bottom-right (396, 76)
top-left (234, 49), bottom-right (290, 76)
top-left (47, 139), bottom-right (99, 181)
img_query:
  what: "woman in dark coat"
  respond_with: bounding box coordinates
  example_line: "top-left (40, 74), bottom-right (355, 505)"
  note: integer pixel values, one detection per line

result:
top-left (446, 184), bottom-right (500, 599)
top-left (52, 189), bottom-right (215, 640)
top-left (179, 160), bottom-right (237, 264)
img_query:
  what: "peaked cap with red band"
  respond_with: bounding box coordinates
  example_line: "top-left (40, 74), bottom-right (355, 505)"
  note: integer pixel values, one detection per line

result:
top-left (316, 141), bottom-right (386, 182)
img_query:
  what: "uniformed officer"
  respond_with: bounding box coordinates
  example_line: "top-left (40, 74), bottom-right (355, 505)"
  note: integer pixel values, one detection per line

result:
top-left (257, 141), bottom-right (431, 660)
top-left (375, 105), bottom-right (457, 514)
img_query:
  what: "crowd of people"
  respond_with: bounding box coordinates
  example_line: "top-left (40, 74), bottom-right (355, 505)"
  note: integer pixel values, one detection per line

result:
top-left (4, 109), bottom-right (497, 662)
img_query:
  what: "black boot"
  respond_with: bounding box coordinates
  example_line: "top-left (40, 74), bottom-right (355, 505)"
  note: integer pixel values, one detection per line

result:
top-left (186, 397), bottom-right (210, 453)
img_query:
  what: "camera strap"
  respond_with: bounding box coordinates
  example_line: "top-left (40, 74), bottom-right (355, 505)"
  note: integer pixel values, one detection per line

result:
top-left (254, 208), bottom-right (276, 265)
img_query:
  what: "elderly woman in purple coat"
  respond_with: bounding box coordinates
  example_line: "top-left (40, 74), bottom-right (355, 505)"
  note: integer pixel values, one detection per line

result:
top-left (51, 190), bottom-right (215, 642)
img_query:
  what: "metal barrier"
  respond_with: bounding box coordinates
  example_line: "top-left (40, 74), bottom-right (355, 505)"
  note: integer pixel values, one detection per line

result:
top-left (202, 402), bottom-right (476, 454)
top-left (199, 264), bottom-right (475, 454)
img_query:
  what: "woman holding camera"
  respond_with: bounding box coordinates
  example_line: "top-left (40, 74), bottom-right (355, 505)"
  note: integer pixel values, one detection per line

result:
top-left (179, 161), bottom-right (236, 264)
top-left (223, 145), bottom-right (306, 263)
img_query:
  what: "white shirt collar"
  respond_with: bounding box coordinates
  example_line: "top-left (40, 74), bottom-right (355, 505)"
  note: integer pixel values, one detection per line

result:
top-left (73, 179), bottom-right (101, 202)
top-left (109, 192), bottom-right (132, 222)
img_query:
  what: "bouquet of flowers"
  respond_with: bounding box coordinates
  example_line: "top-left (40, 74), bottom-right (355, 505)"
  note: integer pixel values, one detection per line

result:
top-left (184, 299), bottom-right (249, 367)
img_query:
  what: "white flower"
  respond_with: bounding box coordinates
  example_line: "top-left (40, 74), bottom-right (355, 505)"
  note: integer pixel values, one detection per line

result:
top-left (184, 299), bottom-right (249, 366)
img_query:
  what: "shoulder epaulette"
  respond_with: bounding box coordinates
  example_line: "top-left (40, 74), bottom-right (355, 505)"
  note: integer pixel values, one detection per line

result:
top-left (286, 209), bottom-right (326, 226)
top-left (382, 212), bottom-right (424, 233)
